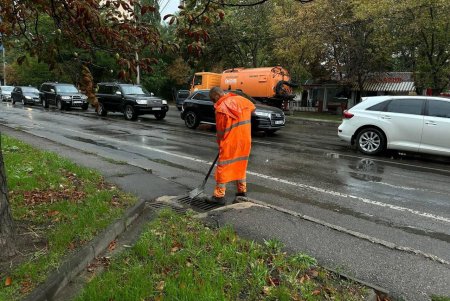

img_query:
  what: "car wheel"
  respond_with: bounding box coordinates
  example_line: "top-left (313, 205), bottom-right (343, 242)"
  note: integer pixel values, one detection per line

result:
top-left (124, 105), bottom-right (137, 120)
top-left (184, 110), bottom-right (200, 129)
top-left (57, 99), bottom-right (64, 110)
top-left (81, 103), bottom-right (89, 111)
top-left (97, 103), bottom-right (107, 116)
top-left (154, 112), bottom-right (166, 120)
top-left (177, 106), bottom-right (182, 111)
top-left (356, 128), bottom-right (386, 155)
top-left (42, 98), bottom-right (49, 108)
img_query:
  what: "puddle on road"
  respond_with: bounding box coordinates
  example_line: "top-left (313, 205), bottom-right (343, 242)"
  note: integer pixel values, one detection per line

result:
top-left (64, 135), bottom-right (120, 150)
top-left (250, 183), bottom-right (450, 244)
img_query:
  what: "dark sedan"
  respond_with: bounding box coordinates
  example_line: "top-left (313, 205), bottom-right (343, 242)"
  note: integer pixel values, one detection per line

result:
top-left (180, 89), bottom-right (285, 134)
top-left (11, 86), bottom-right (41, 105)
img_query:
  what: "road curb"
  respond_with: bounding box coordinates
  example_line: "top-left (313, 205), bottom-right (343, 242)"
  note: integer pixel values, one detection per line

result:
top-left (286, 116), bottom-right (342, 125)
top-left (23, 198), bottom-right (148, 301)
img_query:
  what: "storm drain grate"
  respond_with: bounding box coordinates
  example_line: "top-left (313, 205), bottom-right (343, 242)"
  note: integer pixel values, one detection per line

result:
top-left (176, 195), bottom-right (224, 212)
top-left (146, 202), bottom-right (186, 214)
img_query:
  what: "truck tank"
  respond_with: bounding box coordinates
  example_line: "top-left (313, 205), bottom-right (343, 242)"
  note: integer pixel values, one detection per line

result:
top-left (221, 66), bottom-right (297, 107)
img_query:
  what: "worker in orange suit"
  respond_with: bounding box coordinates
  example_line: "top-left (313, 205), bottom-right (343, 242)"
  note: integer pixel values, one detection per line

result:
top-left (208, 87), bottom-right (256, 204)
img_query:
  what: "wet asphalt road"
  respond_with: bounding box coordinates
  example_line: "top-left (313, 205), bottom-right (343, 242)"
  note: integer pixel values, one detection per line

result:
top-left (1, 101), bottom-right (449, 300)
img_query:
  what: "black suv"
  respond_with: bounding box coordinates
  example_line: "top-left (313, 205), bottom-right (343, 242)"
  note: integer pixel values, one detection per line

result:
top-left (181, 90), bottom-right (285, 134)
top-left (40, 82), bottom-right (89, 110)
top-left (96, 83), bottom-right (169, 120)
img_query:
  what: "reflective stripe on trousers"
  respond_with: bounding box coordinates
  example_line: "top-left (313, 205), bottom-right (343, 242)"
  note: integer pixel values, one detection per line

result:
top-left (214, 179), bottom-right (247, 198)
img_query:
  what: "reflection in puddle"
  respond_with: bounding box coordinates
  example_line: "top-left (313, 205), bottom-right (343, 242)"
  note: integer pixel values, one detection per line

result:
top-left (326, 152), bottom-right (341, 159)
top-left (349, 158), bottom-right (384, 182)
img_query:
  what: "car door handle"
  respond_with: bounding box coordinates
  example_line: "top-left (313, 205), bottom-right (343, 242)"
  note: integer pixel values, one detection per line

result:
top-left (425, 121), bottom-right (437, 126)
top-left (381, 115), bottom-right (391, 120)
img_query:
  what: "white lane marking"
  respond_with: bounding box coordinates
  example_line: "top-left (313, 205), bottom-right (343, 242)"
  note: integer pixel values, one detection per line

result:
top-left (58, 127), bottom-right (450, 224)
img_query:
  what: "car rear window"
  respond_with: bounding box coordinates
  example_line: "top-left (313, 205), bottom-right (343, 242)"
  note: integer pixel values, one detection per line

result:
top-left (178, 91), bottom-right (190, 98)
top-left (386, 98), bottom-right (424, 115)
top-left (366, 100), bottom-right (389, 111)
top-left (427, 100), bottom-right (450, 118)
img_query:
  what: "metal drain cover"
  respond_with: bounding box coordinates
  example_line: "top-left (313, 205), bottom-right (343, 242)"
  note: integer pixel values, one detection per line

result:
top-left (176, 195), bottom-right (224, 212)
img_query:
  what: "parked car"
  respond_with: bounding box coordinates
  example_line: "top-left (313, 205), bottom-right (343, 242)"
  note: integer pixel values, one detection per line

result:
top-left (0, 86), bottom-right (14, 102)
top-left (39, 82), bottom-right (89, 110)
top-left (180, 89), bottom-right (285, 134)
top-left (176, 89), bottom-right (190, 111)
top-left (338, 96), bottom-right (450, 157)
top-left (96, 83), bottom-right (169, 120)
top-left (11, 86), bottom-right (40, 105)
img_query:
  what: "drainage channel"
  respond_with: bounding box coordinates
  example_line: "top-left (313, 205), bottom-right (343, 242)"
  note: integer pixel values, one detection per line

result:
top-left (176, 195), bottom-right (225, 212)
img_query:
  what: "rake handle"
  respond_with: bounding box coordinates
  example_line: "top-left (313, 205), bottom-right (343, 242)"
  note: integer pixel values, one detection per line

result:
top-left (202, 153), bottom-right (219, 186)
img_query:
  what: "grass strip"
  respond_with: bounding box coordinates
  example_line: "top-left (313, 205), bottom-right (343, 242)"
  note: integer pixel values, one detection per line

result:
top-left (0, 135), bottom-right (137, 301)
top-left (75, 210), bottom-right (368, 301)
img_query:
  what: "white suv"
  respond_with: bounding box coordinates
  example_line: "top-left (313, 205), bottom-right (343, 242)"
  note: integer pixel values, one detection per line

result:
top-left (338, 96), bottom-right (450, 156)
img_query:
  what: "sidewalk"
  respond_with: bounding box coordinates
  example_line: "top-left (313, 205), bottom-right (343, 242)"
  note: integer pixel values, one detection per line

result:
top-left (3, 126), bottom-right (449, 301)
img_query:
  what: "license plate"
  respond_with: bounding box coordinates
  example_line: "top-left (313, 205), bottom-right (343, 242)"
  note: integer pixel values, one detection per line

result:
top-left (73, 101), bottom-right (82, 104)
top-left (275, 120), bottom-right (284, 125)
top-left (152, 107), bottom-right (162, 111)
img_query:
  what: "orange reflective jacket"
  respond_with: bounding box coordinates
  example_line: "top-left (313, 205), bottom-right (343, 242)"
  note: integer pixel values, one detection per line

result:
top-left (214, 93), bottom-right (256, 184)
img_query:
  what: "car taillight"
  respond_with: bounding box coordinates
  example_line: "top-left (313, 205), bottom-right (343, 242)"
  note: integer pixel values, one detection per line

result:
top-left (343, 110), bottom-right (354, 119)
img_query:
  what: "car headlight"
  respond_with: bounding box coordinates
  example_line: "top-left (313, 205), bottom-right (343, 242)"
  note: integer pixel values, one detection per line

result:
top-left (162, 100), bottom-right (167, 105)
top-left (25, 96), bottom-right (32, 99)
top-left (61, 96), bottom-right (71, 100)
top-left (254, 111), bottom-right (271, 118)
top-left (136, 99), bottom-right (147, 105)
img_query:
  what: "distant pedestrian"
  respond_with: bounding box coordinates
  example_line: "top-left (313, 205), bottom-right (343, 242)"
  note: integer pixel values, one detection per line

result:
top-left (208, 87), bottom-right (255, 204)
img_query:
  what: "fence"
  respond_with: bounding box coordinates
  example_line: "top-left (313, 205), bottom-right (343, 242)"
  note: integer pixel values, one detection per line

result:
top-left (286, 100), bottom-right (318, 112)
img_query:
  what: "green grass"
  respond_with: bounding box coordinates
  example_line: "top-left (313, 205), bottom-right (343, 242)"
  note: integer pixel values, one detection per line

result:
top-left (432, 296), bottom-right (450, 301)
top-left (287, 111), bottom-right (343, 122)
top-left (75, 210), bottom-right (368, 301)
top-left (0, 135), bottom-right (137, 301)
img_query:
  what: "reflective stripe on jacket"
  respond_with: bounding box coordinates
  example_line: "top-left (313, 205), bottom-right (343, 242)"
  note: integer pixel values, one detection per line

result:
top-left (214, 93), bottom-right (256, 183)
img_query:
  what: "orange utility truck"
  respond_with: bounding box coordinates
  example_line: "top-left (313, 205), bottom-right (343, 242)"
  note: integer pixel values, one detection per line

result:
top-left (190, 66), bottom-right (297, 108)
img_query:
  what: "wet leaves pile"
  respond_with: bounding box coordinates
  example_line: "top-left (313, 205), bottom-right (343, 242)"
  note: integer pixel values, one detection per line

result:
top-left (0, 135), bottom-right (137, 301)
top-left (75, 210), bottom-right (369, 301)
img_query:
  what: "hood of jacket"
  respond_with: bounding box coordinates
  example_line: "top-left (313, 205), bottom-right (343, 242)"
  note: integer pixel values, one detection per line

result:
top-left (214, 93), bottom-right (255, 120)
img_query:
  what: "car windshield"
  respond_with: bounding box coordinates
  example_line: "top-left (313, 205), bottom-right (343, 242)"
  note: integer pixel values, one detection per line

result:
top-left (178, 91), bottom-right (190, 98)
top-left (22, 87), bottom-right (39, 93)
top-left (56, 85), bottom-right (78, 93)
top-left (1, 86), bottom-right (14, 92)
top-left (121, 85), bottom-right (149, 95)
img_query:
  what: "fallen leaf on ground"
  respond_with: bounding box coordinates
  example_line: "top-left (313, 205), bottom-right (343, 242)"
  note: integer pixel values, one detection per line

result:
top-left (5, 277), bottom-right (12, 286)
top-left (312, 289), bottom-right (321, 295)
top-left (108, 240), bottom-right (116, 252)
top-left (156, 281), bottom-right (165, 291)
top-left (308, 269), bottom-right (319, 278)
top-left (262, 286), bottom-right (272, 295)
top-left (47, 210), bottom-right (60, 217)
top-left (20, 280), bottom-right (33, 294)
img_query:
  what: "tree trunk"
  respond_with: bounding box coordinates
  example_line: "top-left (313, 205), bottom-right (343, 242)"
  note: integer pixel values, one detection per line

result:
top-left (0, 133), bottom-right (16, 258)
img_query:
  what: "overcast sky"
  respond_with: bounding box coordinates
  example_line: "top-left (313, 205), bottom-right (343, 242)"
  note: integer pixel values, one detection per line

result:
top-left (159, 0), bottom-right (179, 17)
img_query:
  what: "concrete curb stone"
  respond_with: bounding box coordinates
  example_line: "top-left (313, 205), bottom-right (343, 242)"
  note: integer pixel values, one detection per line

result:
top-left (23, 198), bottom-right (147, 301)
top-left (285, 116), bottom-right (342, 125)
